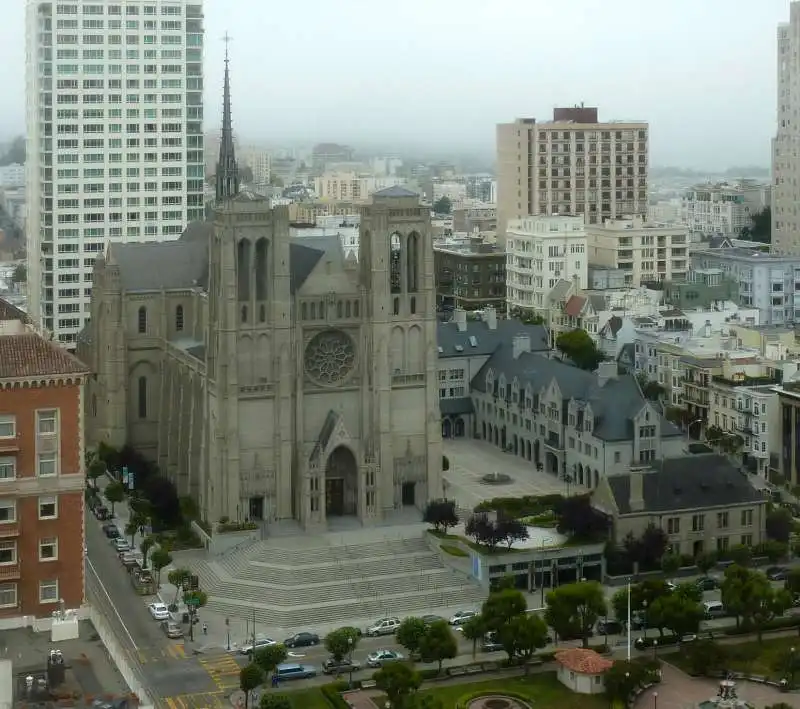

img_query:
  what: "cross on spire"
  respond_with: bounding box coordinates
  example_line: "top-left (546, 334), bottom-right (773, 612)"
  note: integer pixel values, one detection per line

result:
top-left (215, 31), bottom-right (239, 203)
top-left (222, 32), bottom-right (232, 62)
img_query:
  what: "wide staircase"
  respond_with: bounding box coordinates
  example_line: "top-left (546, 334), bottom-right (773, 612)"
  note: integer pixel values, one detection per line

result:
top-left (193, 532), bottom-right (485, 630)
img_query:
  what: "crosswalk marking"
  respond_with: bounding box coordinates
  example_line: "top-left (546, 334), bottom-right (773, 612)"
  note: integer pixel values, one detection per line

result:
top-left (199, 655), bottom-right (242, 691)
top-left (164, 691), bottom-right (226, 709)
top-left (135, 643), bottom-right (187, 664)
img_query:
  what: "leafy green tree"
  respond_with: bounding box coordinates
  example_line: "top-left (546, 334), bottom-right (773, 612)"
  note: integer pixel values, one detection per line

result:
top-left (432, 196), bottom-right (452, 214)
top-left (104, 480), bottom-right (126, 514)
top-left (684, 639), bottom-right (727, 676)
top-left (418, 620), bottom-right (457, 673)
top-left (239, 663), bottom-right (262, 709)
top-left (763, 540), bottom-right (789, 564)
top-left (495, 612), bottom-right (548, 666)
top-left (729, 544), bottom-right (752, 568)
top-left (545, 580), bottom-right (606, 647)
top-left (87, 458), bottom-right (105, 488)
top-left (766, 507), bottom-right (793, 543)
top-left (373, 662), bottom-right (421, 709)
top-left (660, 553), bottom-right (681, 576)
top-left (481, 587), bottom-right (527, 633)
top-left (254, 644), bottom-right (288, 678)
top-left (150, 548), bottom-right (173, 587)
top-left (785, 568), bottom-right (800, 596)
top-left (696, 551), bottom-right (718, 576)
top-left (651, 593), bottom-right (703, 638)
top-left (259, 695), bottom-right (290, 709)
top-left (422, 499), bottom-right (459, 534)
top-left (750, 581), bottom-right (792, 643)
top-left (555, 329), bottom-right (605, 371)
top-left (604, 660), bottom-right (645, 704)
top-left (139, 536), bottom-right (155, 569)
top-left (167, 567), bottom-right (191, 605)
top-left (460, 615), bottom-right (485, 659)
top-left (324, 626), bottom-right (360, 662)
top-left (396, 616), bottom-right (428, 658)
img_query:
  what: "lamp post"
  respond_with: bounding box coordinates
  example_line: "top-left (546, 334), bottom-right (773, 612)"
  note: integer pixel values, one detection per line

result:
top-left (653, 691), bottom-right (658, 709)
top-left (348, 636), bottom-right (355, 689)
top-left (791, 647), bottom-right (797, 685)
top-left (225, 617), bottom-right (230, 651)
top-left (652, 638), bottom-right (658, 660)
top-left (626, 578), bottom-right (632, 661)
top-left (642, 600), bottom-right (648, 639)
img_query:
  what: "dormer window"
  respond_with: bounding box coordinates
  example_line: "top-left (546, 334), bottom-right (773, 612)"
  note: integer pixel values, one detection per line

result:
top-left (485, 369), bottom-right (494, 391)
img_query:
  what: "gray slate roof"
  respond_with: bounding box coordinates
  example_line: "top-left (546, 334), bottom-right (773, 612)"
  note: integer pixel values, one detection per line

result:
top-left (440, 397), bottom-right (475, 415)
top-left (436, 319), bottom-right (549, 358)
top-left (606, 454), bottom-right (763, 514)
top-left (373, 185), bottom-right (418, 198)
top-left (472, 347), bottom-right (681, 442)
top-left (108, 221), bottom-right (331, 294)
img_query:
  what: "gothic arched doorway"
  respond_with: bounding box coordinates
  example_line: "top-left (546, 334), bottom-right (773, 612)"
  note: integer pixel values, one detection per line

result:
top-left (325, 446), bottom-right (358, 516)
top-left (442, 419), bottom-right (452, 439)
top-left (454, 418), bottom-right (465, 437)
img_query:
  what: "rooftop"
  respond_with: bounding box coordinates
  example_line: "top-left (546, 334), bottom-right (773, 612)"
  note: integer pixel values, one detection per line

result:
top-left (0, 333), bottom-right (88, 379)
top-left (436, 317), bottom-right (549, 358)
top-left (555, 648), bottom-right (613, 674)
top-left (0, 296), bottom-right (29, 323)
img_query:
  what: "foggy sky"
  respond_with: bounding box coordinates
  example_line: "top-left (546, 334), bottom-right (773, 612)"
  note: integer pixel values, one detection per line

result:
top-left (0, 0), bottom-right (790, 168)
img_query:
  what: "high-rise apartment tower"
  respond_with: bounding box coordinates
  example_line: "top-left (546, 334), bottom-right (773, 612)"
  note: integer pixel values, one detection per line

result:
top-left (25, 0), bottom-right (205, 346)
top-left (496, 106), bottom-right (649, 244)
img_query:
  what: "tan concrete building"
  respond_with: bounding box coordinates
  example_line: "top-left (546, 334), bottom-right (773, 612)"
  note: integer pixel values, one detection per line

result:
top-left (496, 106), bottom-right (649, 242)
top-left (592, 454), bottom-right (767, 556)
top-left (586, 216), bottom-right (690, 286)
top-left (78, 68), bottom-right (442, 531)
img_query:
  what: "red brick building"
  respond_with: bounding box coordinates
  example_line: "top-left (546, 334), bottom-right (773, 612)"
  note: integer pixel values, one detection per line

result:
top-left (0, 304), bottom-right (88, 620)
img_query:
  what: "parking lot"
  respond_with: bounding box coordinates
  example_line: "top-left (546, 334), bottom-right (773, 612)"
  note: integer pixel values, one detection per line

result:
top-left (442, 438), bottom-right (576, 510)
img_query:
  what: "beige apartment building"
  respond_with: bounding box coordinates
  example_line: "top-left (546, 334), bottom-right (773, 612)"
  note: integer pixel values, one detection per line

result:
top-left (496, 106), bottom-right (649, 243)
top-left (586, 216), bottom-right (690, 286)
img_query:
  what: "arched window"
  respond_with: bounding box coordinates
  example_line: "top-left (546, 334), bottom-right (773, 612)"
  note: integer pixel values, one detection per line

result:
top-left (175, 305), bottom-right (184, 332)
top-left (310, 302), bottom-right (316, 319)
top-left (354, 300), bottom-right (360, 318)
top-left (407, 232), bottom-right (419, 292)
top-left (301, 302), bottom-right (308, 320)
top-left (259, 304), bottom-right (266, 323)
top-left (241, 304), bottom-right (248, 323)
top-left (345, 301), bottom-right (351, 318)
top-left (137, 306), bottom-right (147, 334)
top-left (137, 376), bottom-right (147, 419)
top-left (254, 238), bottom-right (268, 301)
top-left (410, 297), bottom-right (416, 315)
top-left (389, 232), bottom-right (402, 294)
top-left (237, 239), bottom-right (251, 301)
top-left (319, 301), bottom-right (325, 318)
top-left (91, 394), bottom-right (97, 418)
top-left (393, 297), bottom-right (399, 316)
top-left (337, 301), bottom-right (343, 318)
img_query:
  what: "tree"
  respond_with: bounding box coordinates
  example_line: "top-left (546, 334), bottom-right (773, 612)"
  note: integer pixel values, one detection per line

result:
top-left (104, 480), bottom-right (126, 514)
top-left (139, 536), bottom-right (155, 569)
top-left (764, 540), bottom-right (789, 564)
top-left (555, 329), bottom-right (606, 371)
top-left (432, 196), bottom-right (452, 215)
top-left (684, 639), bottom-right (727, 676)
top-left (396, 617), bottom-right (428, 658)
top-left (259, 696), bottom-right (290, 709)
top-left (651, 593), bottom-right (703, 638)
top-left (465, 512), bottom-right (503, 552)
top-left (496, 517), bottom-right (529, 549)
top-left (767, 507), bottom-right (793, 543)
top-left (239, 663), bottom-right (262, 709)
top-left (460, 615), bottom-right (485, 659)
top-left (729, 544), bottom-right (752, 568)
top-left (150, 548), bottom-right (173, 588)
top-left (422, 499), bottom-right (459, 535)
top-left (324, 626), bottom-right (360, 662)
top-left (786, 568), bottom-right (800, 597)
top-left (696, 551), bottom-right (718, 576)
top-left (87, 458), bottom-right (105, 488)
top-left (746, 206), bottom-right (771, 243)
top-left (495, 612), bottom-right (548, 667)
top-left (481, 588), bottom-right (527, 634)
top-left (545, 581), bottom-right (606, 647)
top-left (749, 580), bottom-right (791, 642)
top-left (418, 620), bottom-right (458, 673)
top-left (604, 660), bottom-right (646, 704)
top-left (10, 263), bottom-right (26, 285)
top-left (373, 662), bottom-right (421, 709)
top-left (167, 567), bottom-right (192, 606)
top-left (125, 518), bottom-right (143, 547)
top-left (660, 553), bottom-right (681, 576)
top-left (254, 644), bottom-right (288, 678)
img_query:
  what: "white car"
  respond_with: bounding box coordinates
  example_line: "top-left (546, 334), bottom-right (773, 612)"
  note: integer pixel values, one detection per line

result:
top-left (449, 610), bottom-right (477, 626)
top-left (367, 649), bottom-right (404, 668)
top-left (239, 635), bottom-right (277, 656)
top-left (148, 603), bottom-right (171, 621)
top-left (112, 538), bottom-right (130, 552)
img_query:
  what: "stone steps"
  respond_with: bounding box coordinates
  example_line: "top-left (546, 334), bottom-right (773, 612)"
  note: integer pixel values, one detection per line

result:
top-left (205, 583), bottom-right (486, 629)
top-left (247, 537), bottom-right (428, 566)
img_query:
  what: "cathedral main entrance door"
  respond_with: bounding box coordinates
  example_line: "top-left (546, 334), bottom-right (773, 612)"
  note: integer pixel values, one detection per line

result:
top-left (325, 446), bottom-right (358, 517)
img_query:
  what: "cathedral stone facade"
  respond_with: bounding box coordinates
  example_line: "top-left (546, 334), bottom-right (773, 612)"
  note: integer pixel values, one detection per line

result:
top-left (79, 59), bottom-right (442, 530)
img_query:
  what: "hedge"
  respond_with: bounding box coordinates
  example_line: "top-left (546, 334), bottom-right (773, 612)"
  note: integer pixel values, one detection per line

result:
top-left (722, 615), bottom-right (800, 636)
top-left (319, 681), bottom-right (350, 709)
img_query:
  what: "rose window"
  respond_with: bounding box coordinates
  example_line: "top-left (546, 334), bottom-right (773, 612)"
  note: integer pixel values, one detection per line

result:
top-left (304, 330), bottom-right (356, 385)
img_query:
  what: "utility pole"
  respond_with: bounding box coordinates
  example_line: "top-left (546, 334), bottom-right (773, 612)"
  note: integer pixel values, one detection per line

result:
top-left (252, 607), bottom-right (256, 650)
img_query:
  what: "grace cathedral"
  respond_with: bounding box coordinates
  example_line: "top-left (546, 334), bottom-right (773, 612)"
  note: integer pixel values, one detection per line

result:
top-left (80, 56), bottom-right (442, 530)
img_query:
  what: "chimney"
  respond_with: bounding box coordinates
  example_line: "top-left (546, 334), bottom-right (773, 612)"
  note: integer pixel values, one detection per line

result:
top-left (485, 306), bottom-right (497, 330)
top-left (703, 319), bottom-right (712, 338)
top-left (629, 470), bottom-right (645, 512)
top-left (597, 360), bottom-right (617, 386)
top-left (512, 334), bottom-right (531, 359)
top-left (454, 308), bottom-right (467, 332)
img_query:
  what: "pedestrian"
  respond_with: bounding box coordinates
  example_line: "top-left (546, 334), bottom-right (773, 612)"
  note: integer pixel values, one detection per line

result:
top-left (202, 622), bottom-right (208, 635)
top-left (271, 674), bottom-right (279, 688)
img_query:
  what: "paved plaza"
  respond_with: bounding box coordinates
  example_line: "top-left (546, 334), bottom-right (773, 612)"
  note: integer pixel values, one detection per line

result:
top-left (637, 663), bottom-right (800, 709)
top-left (443, 438), bottom-right (579, 510)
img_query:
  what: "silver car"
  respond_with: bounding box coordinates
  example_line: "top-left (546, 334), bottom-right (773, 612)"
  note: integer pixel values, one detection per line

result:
top-left (365, 617), bottom-right (401, 637)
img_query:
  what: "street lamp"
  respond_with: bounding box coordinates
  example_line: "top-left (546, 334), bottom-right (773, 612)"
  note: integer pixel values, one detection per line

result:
top-left (225, 617), bottom-right (230, 651)
top-left (791, 647), bottom-right (797, 685)
top-left (642, 600), bottom-right (648, 639)
top-left (347, 636), bottom-right (355, 689)
top-left (652, 638), bottom-right (658, 660)
top-left (653, 691), bottom-right (658, 709)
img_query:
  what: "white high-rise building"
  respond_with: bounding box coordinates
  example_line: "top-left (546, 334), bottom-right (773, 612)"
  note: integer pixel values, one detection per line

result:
top-left (774, 3), bottom-right (800, 255)
top-left (25, 0), bottom-right (205, 346)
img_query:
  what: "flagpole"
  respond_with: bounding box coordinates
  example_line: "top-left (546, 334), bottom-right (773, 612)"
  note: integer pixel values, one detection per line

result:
top-left (626, 578), bottom-right (631, 661)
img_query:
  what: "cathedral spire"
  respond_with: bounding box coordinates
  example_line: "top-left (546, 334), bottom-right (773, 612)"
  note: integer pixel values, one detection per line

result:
top-left (216, 33), bottom-right (239, 203)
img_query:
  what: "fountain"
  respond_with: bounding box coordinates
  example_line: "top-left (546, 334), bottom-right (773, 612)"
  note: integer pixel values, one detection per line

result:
top-left (697, 679), bottom-right (755, 709)
top-left (480, 471), bottom-right (512, 485)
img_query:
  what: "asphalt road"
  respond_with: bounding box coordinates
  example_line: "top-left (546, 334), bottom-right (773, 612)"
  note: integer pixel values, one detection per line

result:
top-left (85, 511), bottom-right (224, 703)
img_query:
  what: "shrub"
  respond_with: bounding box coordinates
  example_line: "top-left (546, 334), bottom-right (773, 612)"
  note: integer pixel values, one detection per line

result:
top-left (723, 615), bottom-right (800, 636)
top-left (319, 681), bottom-right (350, 709)
top-left (217, 521), bottom-right (259, 533)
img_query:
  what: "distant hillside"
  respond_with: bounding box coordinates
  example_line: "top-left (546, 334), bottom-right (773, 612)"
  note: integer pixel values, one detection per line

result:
top-left (651, 165), bottom-right (769, 179)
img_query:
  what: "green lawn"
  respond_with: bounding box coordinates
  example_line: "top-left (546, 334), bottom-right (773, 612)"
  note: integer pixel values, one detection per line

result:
top-left (418, 671), bottom-right (608, 708)
top-left (277, 687), bottom-right (330, 709)
top-left (440, 543), bottom-right (469, 557)
top-left (664, 635), bottom-right (800, 680)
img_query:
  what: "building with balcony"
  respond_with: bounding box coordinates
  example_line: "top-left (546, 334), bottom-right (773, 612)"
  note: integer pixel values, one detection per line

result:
top-left (0, 299), bottom-right (88, 622)
top-left (679, 181), bottom-right (770, 237)
top-left (496, 106), bottom-right (649, 243)
top-left (770, 368), bottom-right (800, 485)
top-left (663, 269), bottom-right (739, 311)
top-left (434, 239), bottom-right (505, 312)
top-left (586, 216), bottom-right (690, 286)
top-left (505, 215), bottom-right (587, 313)
top-left (312, 172), bottom-right (406, 202)
top-left (691, 248), bottom-right (800, 325)
top-left (592, 453), bottom-right (767, 557)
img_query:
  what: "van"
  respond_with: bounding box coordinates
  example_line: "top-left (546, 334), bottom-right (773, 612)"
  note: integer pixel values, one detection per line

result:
top-left (703, 600), bottom-right (725, 618)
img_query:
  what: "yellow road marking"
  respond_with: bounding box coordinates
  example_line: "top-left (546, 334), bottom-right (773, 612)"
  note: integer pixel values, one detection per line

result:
top-left (170, 691), bottom-right (226, 709)
top-left (164, 697), bottom-right (180, 709)
top-left (166, 643), bottom-right (187, 659)
top-left (199, 655), bottom-right (241, 690)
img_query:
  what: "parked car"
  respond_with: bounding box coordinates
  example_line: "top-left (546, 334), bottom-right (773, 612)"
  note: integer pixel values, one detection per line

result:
top-left (703, 600), bottom-right (726, 619)
top-left (767, 566), bottom-right (790, 581)
top-left (274, 663), bottom-right (317, 681)
top-left (365, 617), bottom-right (401, 637)
top-left (160, 620), bottom-right (183, 639)
top-left (448, 610), bottom-right (477, 626)
top-left (322, 658), bottom-right (362, 675)
top-left (112, 538), bottom-right (130, 552)
top-left (596, 619), bottom-right (623, 635)
top-left (695, 576), bottom-right (720, 591)
top-left (148, 602), bottom-right (171, 621)
top-left (102, 524), bottom-right (121, 539)
top-left (665, 581), bottom-right (677, 592)
top-left (239, 635), bottom-right (277, 656)
top-left (421, 615), bottom-right (445, 626)
top-left (283, 632), bottom-right (319, 648)
top-left (94, 506), bottom-right (112, 520)
top-left (366, 649), bottom-right (404, 668)
top-left (480, 632), bottom-right (503, 653)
